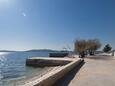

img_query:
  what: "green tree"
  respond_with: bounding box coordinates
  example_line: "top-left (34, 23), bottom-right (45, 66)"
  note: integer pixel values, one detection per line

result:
top-left (103, 44), bottom-right (112, 53)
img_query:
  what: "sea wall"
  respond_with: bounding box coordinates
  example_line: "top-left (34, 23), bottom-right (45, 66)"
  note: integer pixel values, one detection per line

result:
top-left (26, 57), bottom-right (72, 67)
top-left (23, 58), bottom-right (83, 86)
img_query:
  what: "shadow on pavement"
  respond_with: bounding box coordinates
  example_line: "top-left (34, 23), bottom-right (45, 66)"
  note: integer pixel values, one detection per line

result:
top-left (53, 60), bottom-right (85, 86)
top-left (86, 55), bottom-right (114, 60)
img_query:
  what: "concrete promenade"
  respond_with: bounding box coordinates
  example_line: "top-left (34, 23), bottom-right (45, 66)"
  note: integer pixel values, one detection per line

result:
top-left (55, 55), bottom-right (115, 86)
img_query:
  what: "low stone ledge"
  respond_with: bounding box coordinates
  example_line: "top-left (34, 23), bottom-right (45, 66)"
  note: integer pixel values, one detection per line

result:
top-left (26, 57), bottom-right (74, 67)
top-left (26, 59), bottom-right (71, 67)
top-left (23, 58), bottom-right (83, 86)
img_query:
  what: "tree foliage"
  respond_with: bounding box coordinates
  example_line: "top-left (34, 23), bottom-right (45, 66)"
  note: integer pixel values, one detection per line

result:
top-left (87, 39), bottom-right (101, 55)
top-left (74, 39), bottom-right (101, 58)
top-left (74, 40), bottom-right (87, 58)
top-left (103, 44), bottom-right (112, 53)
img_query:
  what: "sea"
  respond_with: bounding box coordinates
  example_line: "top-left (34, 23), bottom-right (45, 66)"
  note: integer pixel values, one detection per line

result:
top-left (0, 51), bottom-right (55, 86)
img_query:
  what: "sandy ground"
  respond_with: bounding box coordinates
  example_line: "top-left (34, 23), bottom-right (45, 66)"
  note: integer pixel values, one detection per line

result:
top-left (54, 55), bottom-right (115, 86)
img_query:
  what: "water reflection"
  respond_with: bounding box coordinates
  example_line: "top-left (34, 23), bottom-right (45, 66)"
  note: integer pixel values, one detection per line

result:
top-left (0, 51), bottom-right (50, 86)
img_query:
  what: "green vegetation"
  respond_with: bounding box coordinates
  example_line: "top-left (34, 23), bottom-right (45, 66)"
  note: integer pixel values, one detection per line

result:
top-left (74, 39), bottom-right (101, 58)
top-left (103, 44), bottom-right (112, 53)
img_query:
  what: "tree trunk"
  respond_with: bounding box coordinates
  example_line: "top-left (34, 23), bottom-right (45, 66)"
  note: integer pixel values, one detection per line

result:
top-left (89, 50), bottom-right (94, 55)
top-left (79, 51), bottom-right (85, 58)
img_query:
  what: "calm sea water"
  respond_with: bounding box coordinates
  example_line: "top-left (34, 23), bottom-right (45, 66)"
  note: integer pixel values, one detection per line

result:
top-left (0, 51), bottom-right (52, 86)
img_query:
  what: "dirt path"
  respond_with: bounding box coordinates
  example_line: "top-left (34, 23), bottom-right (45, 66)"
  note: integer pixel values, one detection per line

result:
top-left (54, 55), bottom-right (115, 86)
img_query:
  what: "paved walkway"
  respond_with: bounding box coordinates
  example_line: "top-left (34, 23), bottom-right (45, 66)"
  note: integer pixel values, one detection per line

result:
top-left (55, 55), bottom-right (115, 86)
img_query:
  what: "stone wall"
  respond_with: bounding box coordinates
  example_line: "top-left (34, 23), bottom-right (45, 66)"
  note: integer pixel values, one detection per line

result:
top-left (26, 58), bottom-right (71, 67)
top-left (23, 58), bottom-right (83, 86)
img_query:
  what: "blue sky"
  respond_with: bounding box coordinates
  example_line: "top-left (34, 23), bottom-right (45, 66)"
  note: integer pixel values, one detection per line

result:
top-left (0, 0), bottom-right (115, 50)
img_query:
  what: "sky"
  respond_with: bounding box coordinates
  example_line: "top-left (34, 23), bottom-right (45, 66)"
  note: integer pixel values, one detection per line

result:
top-left (0, 0), bottom-right (115, 51)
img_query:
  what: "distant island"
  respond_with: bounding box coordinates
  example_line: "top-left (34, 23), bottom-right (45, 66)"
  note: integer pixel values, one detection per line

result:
top-left (0, 50), bottom-right (16, 52)
top-left (0, 49), bottom-right (63, 52)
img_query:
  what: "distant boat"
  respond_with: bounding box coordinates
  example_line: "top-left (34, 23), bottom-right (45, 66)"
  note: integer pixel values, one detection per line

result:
top-left (49, 52), bottom-right (68, 57)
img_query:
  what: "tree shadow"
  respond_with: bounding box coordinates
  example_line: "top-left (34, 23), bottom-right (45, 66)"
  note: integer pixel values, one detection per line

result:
top-left (53, 60), bottom-right (85, 86)
top-left (86, 55), bottom-right (114, 60)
